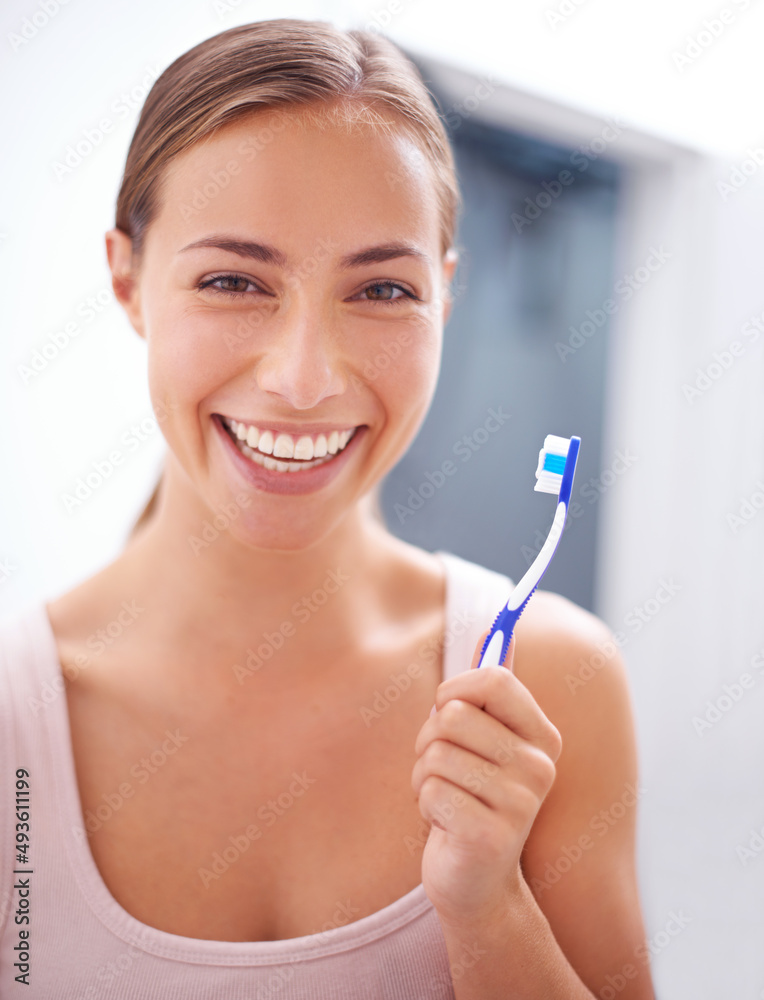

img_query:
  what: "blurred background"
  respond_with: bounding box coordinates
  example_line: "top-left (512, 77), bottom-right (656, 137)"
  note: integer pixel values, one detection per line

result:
top-left (1, 0), bottom-right (763, 995)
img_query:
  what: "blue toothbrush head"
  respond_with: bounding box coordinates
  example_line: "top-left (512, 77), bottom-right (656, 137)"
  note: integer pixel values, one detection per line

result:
top-left (534, 435), bottom-right (581, 507)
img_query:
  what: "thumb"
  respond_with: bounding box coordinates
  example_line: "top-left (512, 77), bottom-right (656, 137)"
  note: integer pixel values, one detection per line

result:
top-left (470, 629), bottom-right (491, 670)
top-left (471, 629), bottom-right (516, 671)
top-left (503, 633), bottom-right (516, 673)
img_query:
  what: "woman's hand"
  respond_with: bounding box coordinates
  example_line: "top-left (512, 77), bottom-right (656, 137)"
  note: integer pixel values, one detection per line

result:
top-left (411, 628), bottom-right (563, 928)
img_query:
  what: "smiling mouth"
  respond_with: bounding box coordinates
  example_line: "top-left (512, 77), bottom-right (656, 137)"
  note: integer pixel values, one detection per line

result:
top-left (218, 416), bottom-right (362, 473)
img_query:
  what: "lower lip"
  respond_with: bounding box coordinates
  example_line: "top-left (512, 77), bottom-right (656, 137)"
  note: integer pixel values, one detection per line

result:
top-left (212, 415), bottom-right (368, 496)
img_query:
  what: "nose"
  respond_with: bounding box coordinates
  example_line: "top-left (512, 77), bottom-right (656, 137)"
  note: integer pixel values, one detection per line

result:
top-left (253, 302), bottom-right (346, 410)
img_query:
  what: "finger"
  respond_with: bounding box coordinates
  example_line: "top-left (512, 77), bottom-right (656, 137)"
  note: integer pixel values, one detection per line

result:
top-left (416, 773), bottom-right (493, 841)
top-left (412, 733), bottom-right (553, 811)
top-left (414, 700), bottom-right (557, 799)
top-left (469, 629), bottom-right (491, 670)
top-left (503, 634), bottom-right (515, 673)
top-left (432, 668), bottom-right (562, 759)
top-left (413, 740), bottom-right (505, 810)
top-left (471, 630), bottom-right (516, 672)
top-left (416, 696), bottom-right (522, 764)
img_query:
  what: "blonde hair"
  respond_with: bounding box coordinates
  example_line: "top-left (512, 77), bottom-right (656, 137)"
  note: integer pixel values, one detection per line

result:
top-left (118, 18), bottom-right (461, 536)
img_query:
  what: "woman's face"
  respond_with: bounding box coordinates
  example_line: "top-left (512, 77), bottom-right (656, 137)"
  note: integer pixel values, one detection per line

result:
top-left (108, 107), bottom-right (457, 550)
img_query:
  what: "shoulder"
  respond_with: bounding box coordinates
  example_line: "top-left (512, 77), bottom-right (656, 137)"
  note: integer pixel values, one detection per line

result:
top-left (511, 589), bottom-right (639, 846)
top-left (510, 587), bottom-right (641, 858)
top-left (504, 593), bottom-right (652, 991)
top-left (512, 588), bottom-right (631, 719)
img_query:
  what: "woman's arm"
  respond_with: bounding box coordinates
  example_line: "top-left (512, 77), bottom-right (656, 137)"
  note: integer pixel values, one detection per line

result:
top-left (412, 591), bottom-right (655, 1000)
top-left (512, 592), bottom-right (655, 999)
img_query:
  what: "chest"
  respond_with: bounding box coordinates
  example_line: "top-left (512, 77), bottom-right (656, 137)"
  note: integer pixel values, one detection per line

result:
top-left (65, 659), bottom-right (440, 943)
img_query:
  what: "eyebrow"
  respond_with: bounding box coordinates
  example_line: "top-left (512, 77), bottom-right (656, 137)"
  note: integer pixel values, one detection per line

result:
top-left (177, 236), bottom-right (432, 269)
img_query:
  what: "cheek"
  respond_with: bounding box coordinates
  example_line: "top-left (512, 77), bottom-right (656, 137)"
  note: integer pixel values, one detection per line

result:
top-left (361, 326), bottom-right (442, 422)
top-left (146, 308), bottom-right (242, 406)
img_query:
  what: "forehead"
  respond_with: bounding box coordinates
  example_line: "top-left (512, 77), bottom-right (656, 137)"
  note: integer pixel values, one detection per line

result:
top-left (150, 107), bottom-right (441, 259)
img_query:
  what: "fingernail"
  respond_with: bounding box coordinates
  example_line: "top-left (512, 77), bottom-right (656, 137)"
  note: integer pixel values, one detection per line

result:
top-left (429, 704), bottom-right (437, 718)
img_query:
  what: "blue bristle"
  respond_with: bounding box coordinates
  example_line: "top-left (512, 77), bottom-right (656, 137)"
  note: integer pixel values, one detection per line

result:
top-left (543, 453), bottom-right (566, 475)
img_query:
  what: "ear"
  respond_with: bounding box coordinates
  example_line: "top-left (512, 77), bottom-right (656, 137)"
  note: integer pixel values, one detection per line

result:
top-left (440, 246), bottom-right (459, 325)
top-left (105, 228), bottom-right (146, 339)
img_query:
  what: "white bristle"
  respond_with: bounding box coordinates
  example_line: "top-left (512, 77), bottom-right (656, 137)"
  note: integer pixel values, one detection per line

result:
top-left (534, 434), bottom-right (571, 494)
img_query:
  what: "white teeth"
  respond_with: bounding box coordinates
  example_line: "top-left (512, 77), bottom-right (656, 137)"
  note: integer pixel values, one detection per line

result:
top-left (294, 435), bottom-right (314, 460)
top-left (222, 417), bottom-right (359, 472)
top-left (239, 441), bottom-right (335, 472)
top-left (273, 434), bottom-right (295, 459)
top-left (258, 430), bottom-right (274, 455)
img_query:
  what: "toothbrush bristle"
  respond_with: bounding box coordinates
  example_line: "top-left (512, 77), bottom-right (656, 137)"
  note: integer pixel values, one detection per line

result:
top-left (535, 434), bottom-right (571, 495)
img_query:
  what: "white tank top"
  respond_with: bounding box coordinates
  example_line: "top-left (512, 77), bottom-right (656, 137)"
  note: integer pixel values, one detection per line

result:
top-left (0, 550), bottom-right (512, 998)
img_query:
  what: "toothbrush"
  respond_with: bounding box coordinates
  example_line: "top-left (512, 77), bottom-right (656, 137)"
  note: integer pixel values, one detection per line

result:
top-left (476, 434), bottom-right (581, 669)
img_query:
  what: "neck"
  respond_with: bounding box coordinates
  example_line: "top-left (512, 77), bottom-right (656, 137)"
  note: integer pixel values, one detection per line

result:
top-left (117, 458), bottom-right (398, 676)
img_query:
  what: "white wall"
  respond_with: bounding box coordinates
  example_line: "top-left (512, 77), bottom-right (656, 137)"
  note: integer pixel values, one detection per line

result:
top-left (2, 1), bottom-right (763, 996)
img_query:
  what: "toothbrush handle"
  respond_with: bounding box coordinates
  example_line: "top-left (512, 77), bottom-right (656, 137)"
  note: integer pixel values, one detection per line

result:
top-left (476, 586), bottom-right (537, 668)
top-left (476, 499), bottom-right (568, 669)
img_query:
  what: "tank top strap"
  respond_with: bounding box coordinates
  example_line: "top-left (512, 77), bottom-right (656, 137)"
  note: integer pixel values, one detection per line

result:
top-left (433, 550), bottom-right (514, 682)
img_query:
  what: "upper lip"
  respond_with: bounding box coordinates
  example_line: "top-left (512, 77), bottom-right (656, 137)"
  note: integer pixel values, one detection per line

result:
top-left (217, 414), bottom-right (365, 436)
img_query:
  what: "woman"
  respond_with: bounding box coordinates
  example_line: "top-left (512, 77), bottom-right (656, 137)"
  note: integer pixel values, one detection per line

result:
top-left (0, 18), bottom-right (655, 999)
